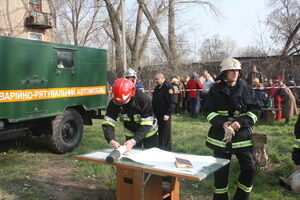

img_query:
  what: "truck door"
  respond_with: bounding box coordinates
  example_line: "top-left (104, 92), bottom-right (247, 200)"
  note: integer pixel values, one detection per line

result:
top-left (21, 45), bottom-right (49, 114)
top-left (45, 48), bottom-right (77, 113)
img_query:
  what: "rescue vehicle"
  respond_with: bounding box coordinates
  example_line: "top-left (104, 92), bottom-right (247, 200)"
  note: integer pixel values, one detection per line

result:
top-left (0, 36), bottom-right (107, 153)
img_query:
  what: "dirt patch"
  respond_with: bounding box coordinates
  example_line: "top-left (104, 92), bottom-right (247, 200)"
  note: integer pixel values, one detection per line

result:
top-left (28, 155), bottom-right (115, 200)
top-left (0, 139), bottom-right (115, 200)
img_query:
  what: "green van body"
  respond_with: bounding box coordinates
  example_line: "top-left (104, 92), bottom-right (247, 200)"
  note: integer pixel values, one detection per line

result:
top-left (0, 36), bottom-right (107, 153)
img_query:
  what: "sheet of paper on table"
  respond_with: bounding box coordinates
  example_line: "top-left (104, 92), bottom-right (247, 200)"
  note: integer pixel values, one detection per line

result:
top-left (123, 148), bottom-right (216, 174)
top-left (81, 148), bottom-right (217, 175)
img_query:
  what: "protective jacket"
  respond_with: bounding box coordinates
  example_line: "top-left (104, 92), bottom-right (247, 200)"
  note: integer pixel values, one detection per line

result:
top-left (292, 114), bottom-right (300, 165)
top-left (204, 79), bottom-right (261, 153)
top-left (152, 81), bottom-right (176, 116)
top-left (102, 89), bottom-right (156, 143)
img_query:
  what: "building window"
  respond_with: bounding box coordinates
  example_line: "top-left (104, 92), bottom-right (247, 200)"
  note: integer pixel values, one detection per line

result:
top-left (29, 0), bottom-right (42, 12)
top-left (30, 0), bottom-right (41, 5)
top-left (28, 32), bottom-right (42, 40)
top-left (56, 50), bottom-right (75, 69)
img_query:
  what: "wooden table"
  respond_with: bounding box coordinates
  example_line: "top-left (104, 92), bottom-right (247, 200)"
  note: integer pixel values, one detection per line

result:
top-left (75, 149), bottom-right (229, 200)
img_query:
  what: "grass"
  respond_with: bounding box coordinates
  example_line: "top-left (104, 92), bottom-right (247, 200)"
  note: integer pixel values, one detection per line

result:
top-left (72, 113), bottom-right (300, 199)
top-left (0, 113), bottom-right (300, 199)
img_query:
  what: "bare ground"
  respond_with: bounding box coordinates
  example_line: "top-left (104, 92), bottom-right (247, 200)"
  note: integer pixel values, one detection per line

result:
top-left (0, 139), bottom-right (115, 200)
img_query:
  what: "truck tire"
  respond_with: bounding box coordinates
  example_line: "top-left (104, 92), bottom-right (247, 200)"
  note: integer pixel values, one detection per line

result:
top-left (47, 109), bottom-right (83, 154)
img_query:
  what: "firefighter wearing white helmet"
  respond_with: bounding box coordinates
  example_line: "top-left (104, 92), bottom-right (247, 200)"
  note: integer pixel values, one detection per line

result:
top-left (203, 57), bottom-right (261, 200)
top-left (220, 57), bottom-right (242, 73)
top-left (124, 68), bottom-right (137, 79)
top-left (124, 68), bottom-right (145, 92)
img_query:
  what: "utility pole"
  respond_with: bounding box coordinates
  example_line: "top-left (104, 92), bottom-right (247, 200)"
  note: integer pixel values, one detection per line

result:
top-left (121, 0), bottom-right (127, 73)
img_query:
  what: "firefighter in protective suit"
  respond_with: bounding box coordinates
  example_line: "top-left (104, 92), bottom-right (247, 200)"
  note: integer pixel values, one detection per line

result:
top-left (102, 78), bottom-right (158, 152)
top-left (203, 58), bottom-right (261, 200)
top-left (279, 114), bottom-right (300, 193)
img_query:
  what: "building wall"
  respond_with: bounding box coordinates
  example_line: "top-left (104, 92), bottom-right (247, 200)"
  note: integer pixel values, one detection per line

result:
top-left (0, 0), bottom-right (55, 41)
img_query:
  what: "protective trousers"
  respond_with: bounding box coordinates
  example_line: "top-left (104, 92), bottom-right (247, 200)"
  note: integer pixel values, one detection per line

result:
top-left (213, 150), bottom-right (256, 200)
top-left (157, 115), bottom-right (172, 151)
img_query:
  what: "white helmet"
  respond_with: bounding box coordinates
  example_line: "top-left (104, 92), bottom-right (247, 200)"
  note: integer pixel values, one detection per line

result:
top-left (289, 170), bottom-right (300, 194)
top-left (220, 57), bottom-right (242, 73)
top-left (124, 68), bottom-right (137, 79)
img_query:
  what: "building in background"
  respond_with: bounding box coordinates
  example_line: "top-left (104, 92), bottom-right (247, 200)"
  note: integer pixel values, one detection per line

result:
top-left (0, 0), bottom-right (55, 41)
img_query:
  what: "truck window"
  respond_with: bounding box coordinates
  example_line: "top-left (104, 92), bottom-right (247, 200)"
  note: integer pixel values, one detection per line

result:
top-left (56, 50), bottom-right (74, 69)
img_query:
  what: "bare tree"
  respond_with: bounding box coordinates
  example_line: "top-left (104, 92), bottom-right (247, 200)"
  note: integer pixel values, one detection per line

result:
top-left (199, 34), bottom-right (236, 62)
top-left (103, 0), bottom-right (167, 76)
top-left (267, 0), bottom-right (300, 56)
top-left (237, 46), bottom-right (265, 57)
top-left (168, 0), bottom-right (176, 68)
top-left (266, 0), bottom-right (300, 79)
top-left (56, 0), bottom-right (103, 46)
top-left (137, 0), bottom-right (219, 74)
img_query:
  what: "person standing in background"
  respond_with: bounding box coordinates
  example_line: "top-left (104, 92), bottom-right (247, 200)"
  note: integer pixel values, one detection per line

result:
top-left (152, 73), bottom-right (176, 151)
top-left (182, 75), bottom-right (190, 113)
top-left (277, 83), bottom-right (298, 123)
top-left (246, 65), bottom-right (264, 86)
top-left (200, 70), bottom-right (215, 113)
top-left (187, 72), bottom-right (203, 118)
top-left (270, 79), bottom-right (284, 121)
top-left (171, 77), bottom-right (181, 115)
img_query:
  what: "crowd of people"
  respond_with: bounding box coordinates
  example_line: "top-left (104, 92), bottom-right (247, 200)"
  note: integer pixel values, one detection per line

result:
top-left (151, 64), bottom-right (299, 124)
top-left (102, 60), bottom-right (300, 200)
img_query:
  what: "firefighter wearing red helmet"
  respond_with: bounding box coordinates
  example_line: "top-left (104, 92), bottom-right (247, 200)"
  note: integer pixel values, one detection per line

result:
top-left (102, 78), bottom-right (158, 152)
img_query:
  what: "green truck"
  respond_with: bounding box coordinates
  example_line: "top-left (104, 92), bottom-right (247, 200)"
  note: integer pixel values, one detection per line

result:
top-left (0, 36), bottom-right (107, 153)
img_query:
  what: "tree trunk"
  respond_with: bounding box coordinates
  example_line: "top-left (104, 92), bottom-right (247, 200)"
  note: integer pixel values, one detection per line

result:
top-left (137, 0), bottom-right (175, 72)
top-left (168, 0), bottom-right (177, 71)
top-left (104, 0), bottom-right (124, 77)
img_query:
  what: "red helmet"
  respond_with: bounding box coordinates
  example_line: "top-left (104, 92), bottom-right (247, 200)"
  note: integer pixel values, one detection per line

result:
top-left (112, 78), bottom-right (136, 104)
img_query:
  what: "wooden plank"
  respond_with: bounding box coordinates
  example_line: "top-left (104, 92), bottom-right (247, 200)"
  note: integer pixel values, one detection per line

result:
top-left (144, 174), bottom-right (163, 200)
top-left (170, 177), bottom-right (180, 200)
top-left (116, 166), bottom-right (142, 200)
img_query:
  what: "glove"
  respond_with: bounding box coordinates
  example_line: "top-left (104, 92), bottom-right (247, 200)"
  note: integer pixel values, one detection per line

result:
top-left (223, 126), bottom-right (235, 143)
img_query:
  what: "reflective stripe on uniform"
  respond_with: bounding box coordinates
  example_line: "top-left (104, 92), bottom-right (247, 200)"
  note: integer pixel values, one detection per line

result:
top-left (124, 128), bottom-right (157, 138)
top-left (214, 186), bottom-right (228, 194)
top-left (102, 121), bottom-right (115, 127)
top-left (206, 137), bottom-right (252, 149)
top-left (294, 138), bottom-right (300, 149)
top-left (232, 140), bottom-right (252, 148)
top-left (206, 137), bottom-right (226, 148)
top-left (145, 129), bottom-right (158, 138)
top-left (104, 116), bottom-right (117, 124)
top-left (133, 114), bottom-right (141, 123)
top-left (207, 112), bottom-right (220, 122)
top-left (242, 111), bottom-right (258, 124)
top-left (121, 114), bottom-right (130, 121)
top-left (140, 116), bottom-right (154, 125)
top-left (218, 110), bottom-right (229, 116)
top-left (103, 116), bottom-right (117, 127)
top-left (238, 182), bottom-right (253, 193)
